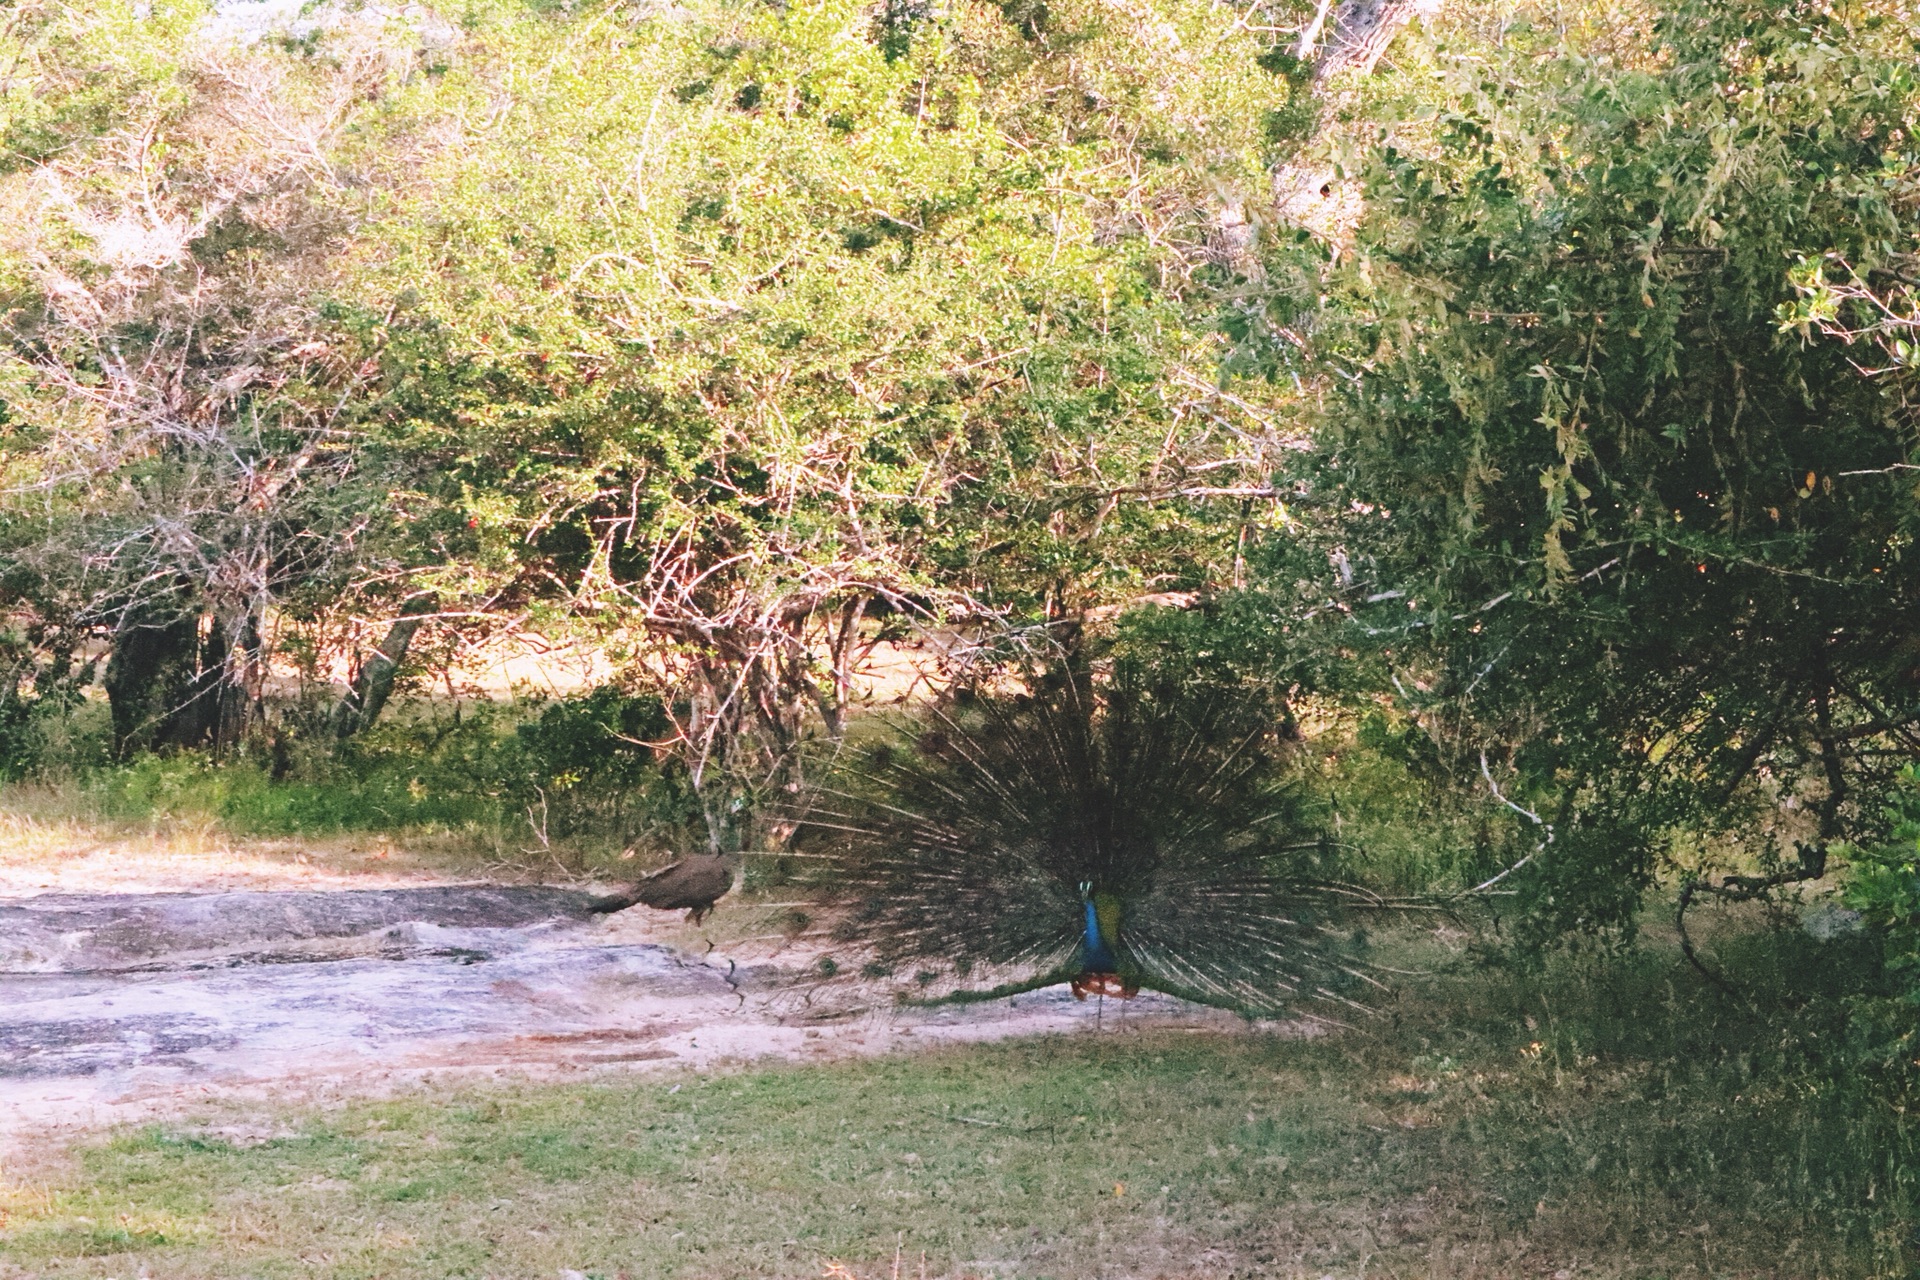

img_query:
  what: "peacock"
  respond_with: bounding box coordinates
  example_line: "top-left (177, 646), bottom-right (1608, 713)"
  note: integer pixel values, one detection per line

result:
top-left (1071, 882), bottom-right (1140, 1000)
top-left (797, 658), bottom-right (1379, 1017)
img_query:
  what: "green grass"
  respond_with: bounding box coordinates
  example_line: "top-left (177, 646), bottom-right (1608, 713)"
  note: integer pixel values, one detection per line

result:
top-left (0, 695), bottom-right (686, 875)
top-left (3, 934), bottom-right (1912, 1279)
top-left (87, 749), bottom-right (521, 842)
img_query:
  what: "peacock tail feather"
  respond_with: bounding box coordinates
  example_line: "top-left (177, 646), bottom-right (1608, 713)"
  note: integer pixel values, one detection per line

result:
top-left (796, 659), bottom-right (1381, 1017)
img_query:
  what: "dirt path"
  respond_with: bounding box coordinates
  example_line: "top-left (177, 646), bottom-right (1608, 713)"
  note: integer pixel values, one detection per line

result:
top-left (0, 883), bottom-right (1278, 1152)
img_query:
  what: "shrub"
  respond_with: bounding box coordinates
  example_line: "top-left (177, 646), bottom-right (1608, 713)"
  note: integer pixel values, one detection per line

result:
top-left (57, 687), bottom-right (700, 863)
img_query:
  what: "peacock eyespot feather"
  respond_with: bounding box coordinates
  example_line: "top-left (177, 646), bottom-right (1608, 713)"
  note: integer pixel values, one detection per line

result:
top-left (792, 658), bottom-right (1379, 1017)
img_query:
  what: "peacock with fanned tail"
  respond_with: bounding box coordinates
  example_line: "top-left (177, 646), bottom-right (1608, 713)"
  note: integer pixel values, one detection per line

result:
top-left (799, 658), bottom-right (1381, 1018)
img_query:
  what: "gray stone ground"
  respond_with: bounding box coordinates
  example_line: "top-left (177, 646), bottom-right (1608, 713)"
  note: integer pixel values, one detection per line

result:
top-left (0, 886), bottom-right (1266, 1145)
top-left (0, 885), bottom-right (611, 973)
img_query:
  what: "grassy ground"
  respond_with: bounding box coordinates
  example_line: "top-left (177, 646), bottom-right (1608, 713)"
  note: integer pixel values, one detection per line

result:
top-left (0, 784), bottom-right (525, 896)
top-left (0, 695), bottom-right (666, 882)
top-left (0, 702), bottom-right (1910, 1276)
top-left (2, 934), bottom-right (1909, 1280)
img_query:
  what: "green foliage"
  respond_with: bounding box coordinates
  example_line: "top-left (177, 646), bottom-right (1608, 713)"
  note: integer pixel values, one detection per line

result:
top-left (86, 723), bottom-right (522, 841)
top-left (1846, 768), bottom-right (1920, 998)
top-left (1255, 43), bottom-right (1318, 145)
top-left (0, 0), bottom-right (438, 757)
top-left (512, 686), bottom-right (673, 795)
top-left (0, 1), bottom-right (202, 174)
top-left (0, 0), bottom-right (1317, 797)
top-left (75, 688), bottom-right (697, 856)
top-left (1294, 0), bottom-right (1920, 940)
top-left (0, 633), bottom-right (97, 780)
top-left (339, 0), bottom-right (1297, 627)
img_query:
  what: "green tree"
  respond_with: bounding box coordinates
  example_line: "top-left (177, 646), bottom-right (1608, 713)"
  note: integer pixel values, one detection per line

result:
top-left (1290, 0), bottom-right (1920, 937)
top-left (330, 0), bottom-right (1305, 845)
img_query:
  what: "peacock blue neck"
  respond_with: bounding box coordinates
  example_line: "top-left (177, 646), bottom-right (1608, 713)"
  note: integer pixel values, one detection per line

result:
top-left (1081, 898), bottom-right (1118, 973)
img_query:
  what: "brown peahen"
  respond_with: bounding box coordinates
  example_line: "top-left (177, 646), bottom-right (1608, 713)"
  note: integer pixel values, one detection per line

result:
top-left (594, 853), bottom-right (737, 924)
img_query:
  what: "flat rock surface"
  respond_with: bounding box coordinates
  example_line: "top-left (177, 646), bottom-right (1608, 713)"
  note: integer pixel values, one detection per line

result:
top-left (0, 887), bottom-right (1275, 1146)
top-left (0, 884), bottom-right (611, 972)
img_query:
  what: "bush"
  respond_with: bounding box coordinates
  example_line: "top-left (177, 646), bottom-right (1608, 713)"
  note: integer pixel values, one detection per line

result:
top-left (503, 686), bottom-right (701, 851)
top-left (1845, 768), bottom-right (1920, 1003)
top-left (1839, 769), bottom-right (1920, 1163)
top-left (0, 664), bottom-right (108, 781)
top-left (59, 687), bottom-right (701, 864)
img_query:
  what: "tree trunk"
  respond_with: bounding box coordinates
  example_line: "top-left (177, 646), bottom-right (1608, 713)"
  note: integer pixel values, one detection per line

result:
top-left (178, 618), bottom-right (228, 748)
top-left (103, 608), bottom-right (204, 757)
top-left (213, 611), bottom-right (265, 753)
top-left (332, 594), bottom-right (435, 740)
top-left (1270, 0), bottom-right (1435, 238)
top-left (1299, 0), bottom-right (1438, 82)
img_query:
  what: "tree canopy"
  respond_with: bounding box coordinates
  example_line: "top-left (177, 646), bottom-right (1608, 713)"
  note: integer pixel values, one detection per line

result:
top-left (1, 0), bottom-right (1917, 947)
top-left (1293, 0), bottom-right (1920, 935)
